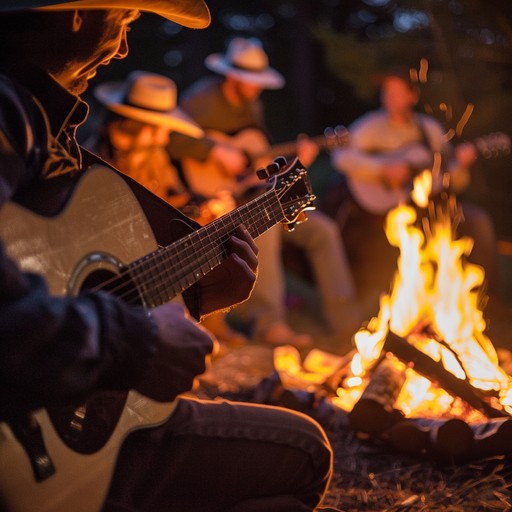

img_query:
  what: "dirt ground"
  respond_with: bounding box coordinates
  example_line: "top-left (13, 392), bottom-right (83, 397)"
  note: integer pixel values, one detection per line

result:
top-left (195, 342), bottom-right (512, 512)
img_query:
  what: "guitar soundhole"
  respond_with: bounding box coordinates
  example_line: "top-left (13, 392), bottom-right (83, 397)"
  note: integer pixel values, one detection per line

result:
top-left (81, 268), bottom-right (142, 305)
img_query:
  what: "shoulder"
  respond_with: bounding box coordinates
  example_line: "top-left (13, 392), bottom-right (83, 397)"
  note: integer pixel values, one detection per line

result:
top-left (0, 73), bottom-right (40, 155)
top-left (0, 73), bottom-right (31, 117)
top-left (349, 109), bottom-right (386, 135)
top-left (0, 73), bottom-right (45, 200)
top-left (351, 109), bottom-right (384, 127)
top-left (181, 76), bottom-right (222, 105)
top-left (417, 113), bottom-right (444, 133)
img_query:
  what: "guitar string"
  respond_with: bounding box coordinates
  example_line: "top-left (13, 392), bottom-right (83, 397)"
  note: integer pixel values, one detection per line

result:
top-left (112, 193), bottom-right (289, 306)
top-left (88, 191), bottom-right (275, 299)
top-left (93, 192), bottom-right (305, 306)
top-left (138, 195), bottom-right (308, 307)
top-left (88, 185), bottom-right (303, 305)
top-left (130, 197), bottom-right (281, 305)
top-left (108, 197), bottom-right (284, 306)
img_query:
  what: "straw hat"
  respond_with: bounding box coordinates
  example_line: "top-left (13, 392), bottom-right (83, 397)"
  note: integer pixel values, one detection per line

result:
top-left (205, 37), bottom-right (285, 89)
top-left (94, 71), bottom-right (204, 138)
top-left (0, 0), bottom-right (210, 29)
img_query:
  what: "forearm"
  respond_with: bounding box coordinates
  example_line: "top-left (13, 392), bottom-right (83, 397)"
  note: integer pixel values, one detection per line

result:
top-left (0, 245), bottom-right (158, 418)
top-left (167, 132), bottom-right (214, 162)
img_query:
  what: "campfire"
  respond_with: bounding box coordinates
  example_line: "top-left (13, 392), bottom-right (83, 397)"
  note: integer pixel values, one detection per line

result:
top-left (274, 170), bottom-right (512, 461)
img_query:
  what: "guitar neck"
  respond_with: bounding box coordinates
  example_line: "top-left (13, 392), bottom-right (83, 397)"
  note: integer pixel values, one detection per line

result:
top-left (127, 187), bottom-right (281, 307)
top-left (258, 135), bottom-right (338, 163)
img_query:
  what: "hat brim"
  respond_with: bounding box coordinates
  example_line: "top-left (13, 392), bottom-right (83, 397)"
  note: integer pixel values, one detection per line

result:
top-left (2, 0), bottom-right (210, 29)
top-left (94, 82), bottom-right (204, 138)
top-left (205, 54), bottom-right (285, 90)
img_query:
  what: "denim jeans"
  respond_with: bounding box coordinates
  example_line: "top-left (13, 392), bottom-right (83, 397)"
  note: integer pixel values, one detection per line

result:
top-left (103, 396), bottom-right (333, 511)
top-left (231, 209), bottom-right (355, 335)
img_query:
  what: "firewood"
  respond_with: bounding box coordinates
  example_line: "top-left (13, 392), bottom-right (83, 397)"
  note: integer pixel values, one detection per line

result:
top-left (470, 417), bottom-right (512, 459)
top-left (389, 417), bottom-right (512, 462)
top-left (349, 356), bottom-right (406, 436)
top-left (389, 418), bottom-right (474, 457)
top-left (384, 332), bottom-right (508, 419)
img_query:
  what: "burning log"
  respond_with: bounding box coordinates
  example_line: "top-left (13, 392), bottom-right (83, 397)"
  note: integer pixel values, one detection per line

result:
top-left (384, 332), bottom-right (509, 419)
top-left (349, 356), bottom-right (406, 436)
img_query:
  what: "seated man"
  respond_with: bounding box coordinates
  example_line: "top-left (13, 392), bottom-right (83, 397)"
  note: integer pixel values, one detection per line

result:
top-left (329, 67), bottom-right (507, 338)
top-left (0, 3), bottom-right (334, 511)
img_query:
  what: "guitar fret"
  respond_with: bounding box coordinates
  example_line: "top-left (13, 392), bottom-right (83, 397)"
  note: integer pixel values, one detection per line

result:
top-left (123, 159), bottom-right (312, 308)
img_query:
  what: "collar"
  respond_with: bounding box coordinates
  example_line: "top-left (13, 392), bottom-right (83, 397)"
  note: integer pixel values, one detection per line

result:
top-left (8, 65), bottom-right (89, 137)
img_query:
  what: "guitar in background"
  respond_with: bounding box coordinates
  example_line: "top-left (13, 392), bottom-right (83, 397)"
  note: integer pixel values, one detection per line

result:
top-left (345, 131), bottom-right (511, 215)
top-left (181, 126), bottom-right (348, 202)
top-left (0, 157), bottom-right (315, 512)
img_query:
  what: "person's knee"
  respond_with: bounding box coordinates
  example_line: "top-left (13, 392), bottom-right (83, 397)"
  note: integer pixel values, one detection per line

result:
top-left (292, 412), bottom-right (333, 479)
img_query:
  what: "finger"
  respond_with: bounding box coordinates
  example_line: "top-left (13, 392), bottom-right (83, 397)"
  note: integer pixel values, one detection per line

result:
top-left (231, 225), bottom-right (259, 258)
top-left (229, 240), bottom-right (259, 273)
top-left (228, 244), bottom-right (259, 277)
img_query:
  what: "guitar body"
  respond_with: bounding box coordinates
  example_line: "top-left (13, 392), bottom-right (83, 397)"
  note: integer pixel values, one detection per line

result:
top-left (0, 398), bottom-right (177, 512)
top-left (0, 165), bottom-right (160, 296)
top-left (0, 157), bottom-right (315, 512)
top-left (345, 132), bottom-right (510, 215)
top-left (346, 143), bottom-right (433, 215)
top-left (0, 166), bottom-right (181, 512)
top-left (347, 178), bottom-right (412, 215)
top-left (180, 126), bottom-right (349, 200)
top-left (181, 128), bottom-right (271, 198)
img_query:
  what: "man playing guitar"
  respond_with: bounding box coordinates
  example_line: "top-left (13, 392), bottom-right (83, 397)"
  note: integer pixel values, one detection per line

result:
top-left (329, 67), bottom-right (501, 315)
top-left (0, 3), bottom-right (334, 512)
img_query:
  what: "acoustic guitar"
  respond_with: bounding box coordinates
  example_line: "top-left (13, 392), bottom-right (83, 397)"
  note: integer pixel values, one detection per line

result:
top-left (0, 157), bottom-right (315, 512)
top-left (346, 131), bottom-right (511, 215)
top-left (181, 126), bottom-right (349, 200)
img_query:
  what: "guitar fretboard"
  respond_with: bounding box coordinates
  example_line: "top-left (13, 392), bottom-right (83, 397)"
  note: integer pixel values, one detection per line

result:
top-left (257, 131), bottom-right (348, 163)
top-left (126, 187), bottom-right (282, 307)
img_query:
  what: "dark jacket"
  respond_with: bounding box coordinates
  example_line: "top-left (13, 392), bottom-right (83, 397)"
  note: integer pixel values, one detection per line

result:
top-left (0, 68), bottom-right (159, 419)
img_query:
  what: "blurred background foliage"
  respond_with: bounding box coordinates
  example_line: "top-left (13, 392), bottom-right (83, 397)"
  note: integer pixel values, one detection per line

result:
top-left (84, 0), bottom-right (512, 238)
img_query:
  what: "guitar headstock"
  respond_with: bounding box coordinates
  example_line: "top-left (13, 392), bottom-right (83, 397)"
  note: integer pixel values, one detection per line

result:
top-left (323, 125), bottom-right (349, 150)
top-left (258, 156), bottom-right (316, 231)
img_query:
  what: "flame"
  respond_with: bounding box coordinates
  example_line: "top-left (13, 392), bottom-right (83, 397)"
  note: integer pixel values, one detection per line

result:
top-left (350, 175), bottom-right (512, 417)
top-left (273, 161), bottom-right (512, 418)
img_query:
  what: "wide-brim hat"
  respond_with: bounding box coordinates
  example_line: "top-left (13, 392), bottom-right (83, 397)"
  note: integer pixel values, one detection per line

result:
top-left (94, 71), bottom-right (204, 138)
top-left (205, 37), bottom-right (285, 90)
top-left (0, 0), bottom-right (210, 29)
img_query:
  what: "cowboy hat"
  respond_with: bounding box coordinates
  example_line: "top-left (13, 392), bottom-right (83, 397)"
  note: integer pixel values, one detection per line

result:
top-left (205, 37), bottom-right (285, 89)
top-left (94, 71), bottom-right (204, 138)
top-left (0, 0), bottom-right (210, 29)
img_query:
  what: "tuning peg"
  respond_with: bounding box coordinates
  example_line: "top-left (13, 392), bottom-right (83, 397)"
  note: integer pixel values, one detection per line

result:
top-left (256, 158), bottom-right (285, 180)
top-left (283, 212), bottom-right (308, 232)
top-left (334, 125), bottom-right (348, 138)
top-left (272, 156), bottom-right (288, 169)
top-left (256, 167), bottom-right (270, 180)
top-left (295, 212), bottom-right (308, 224)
